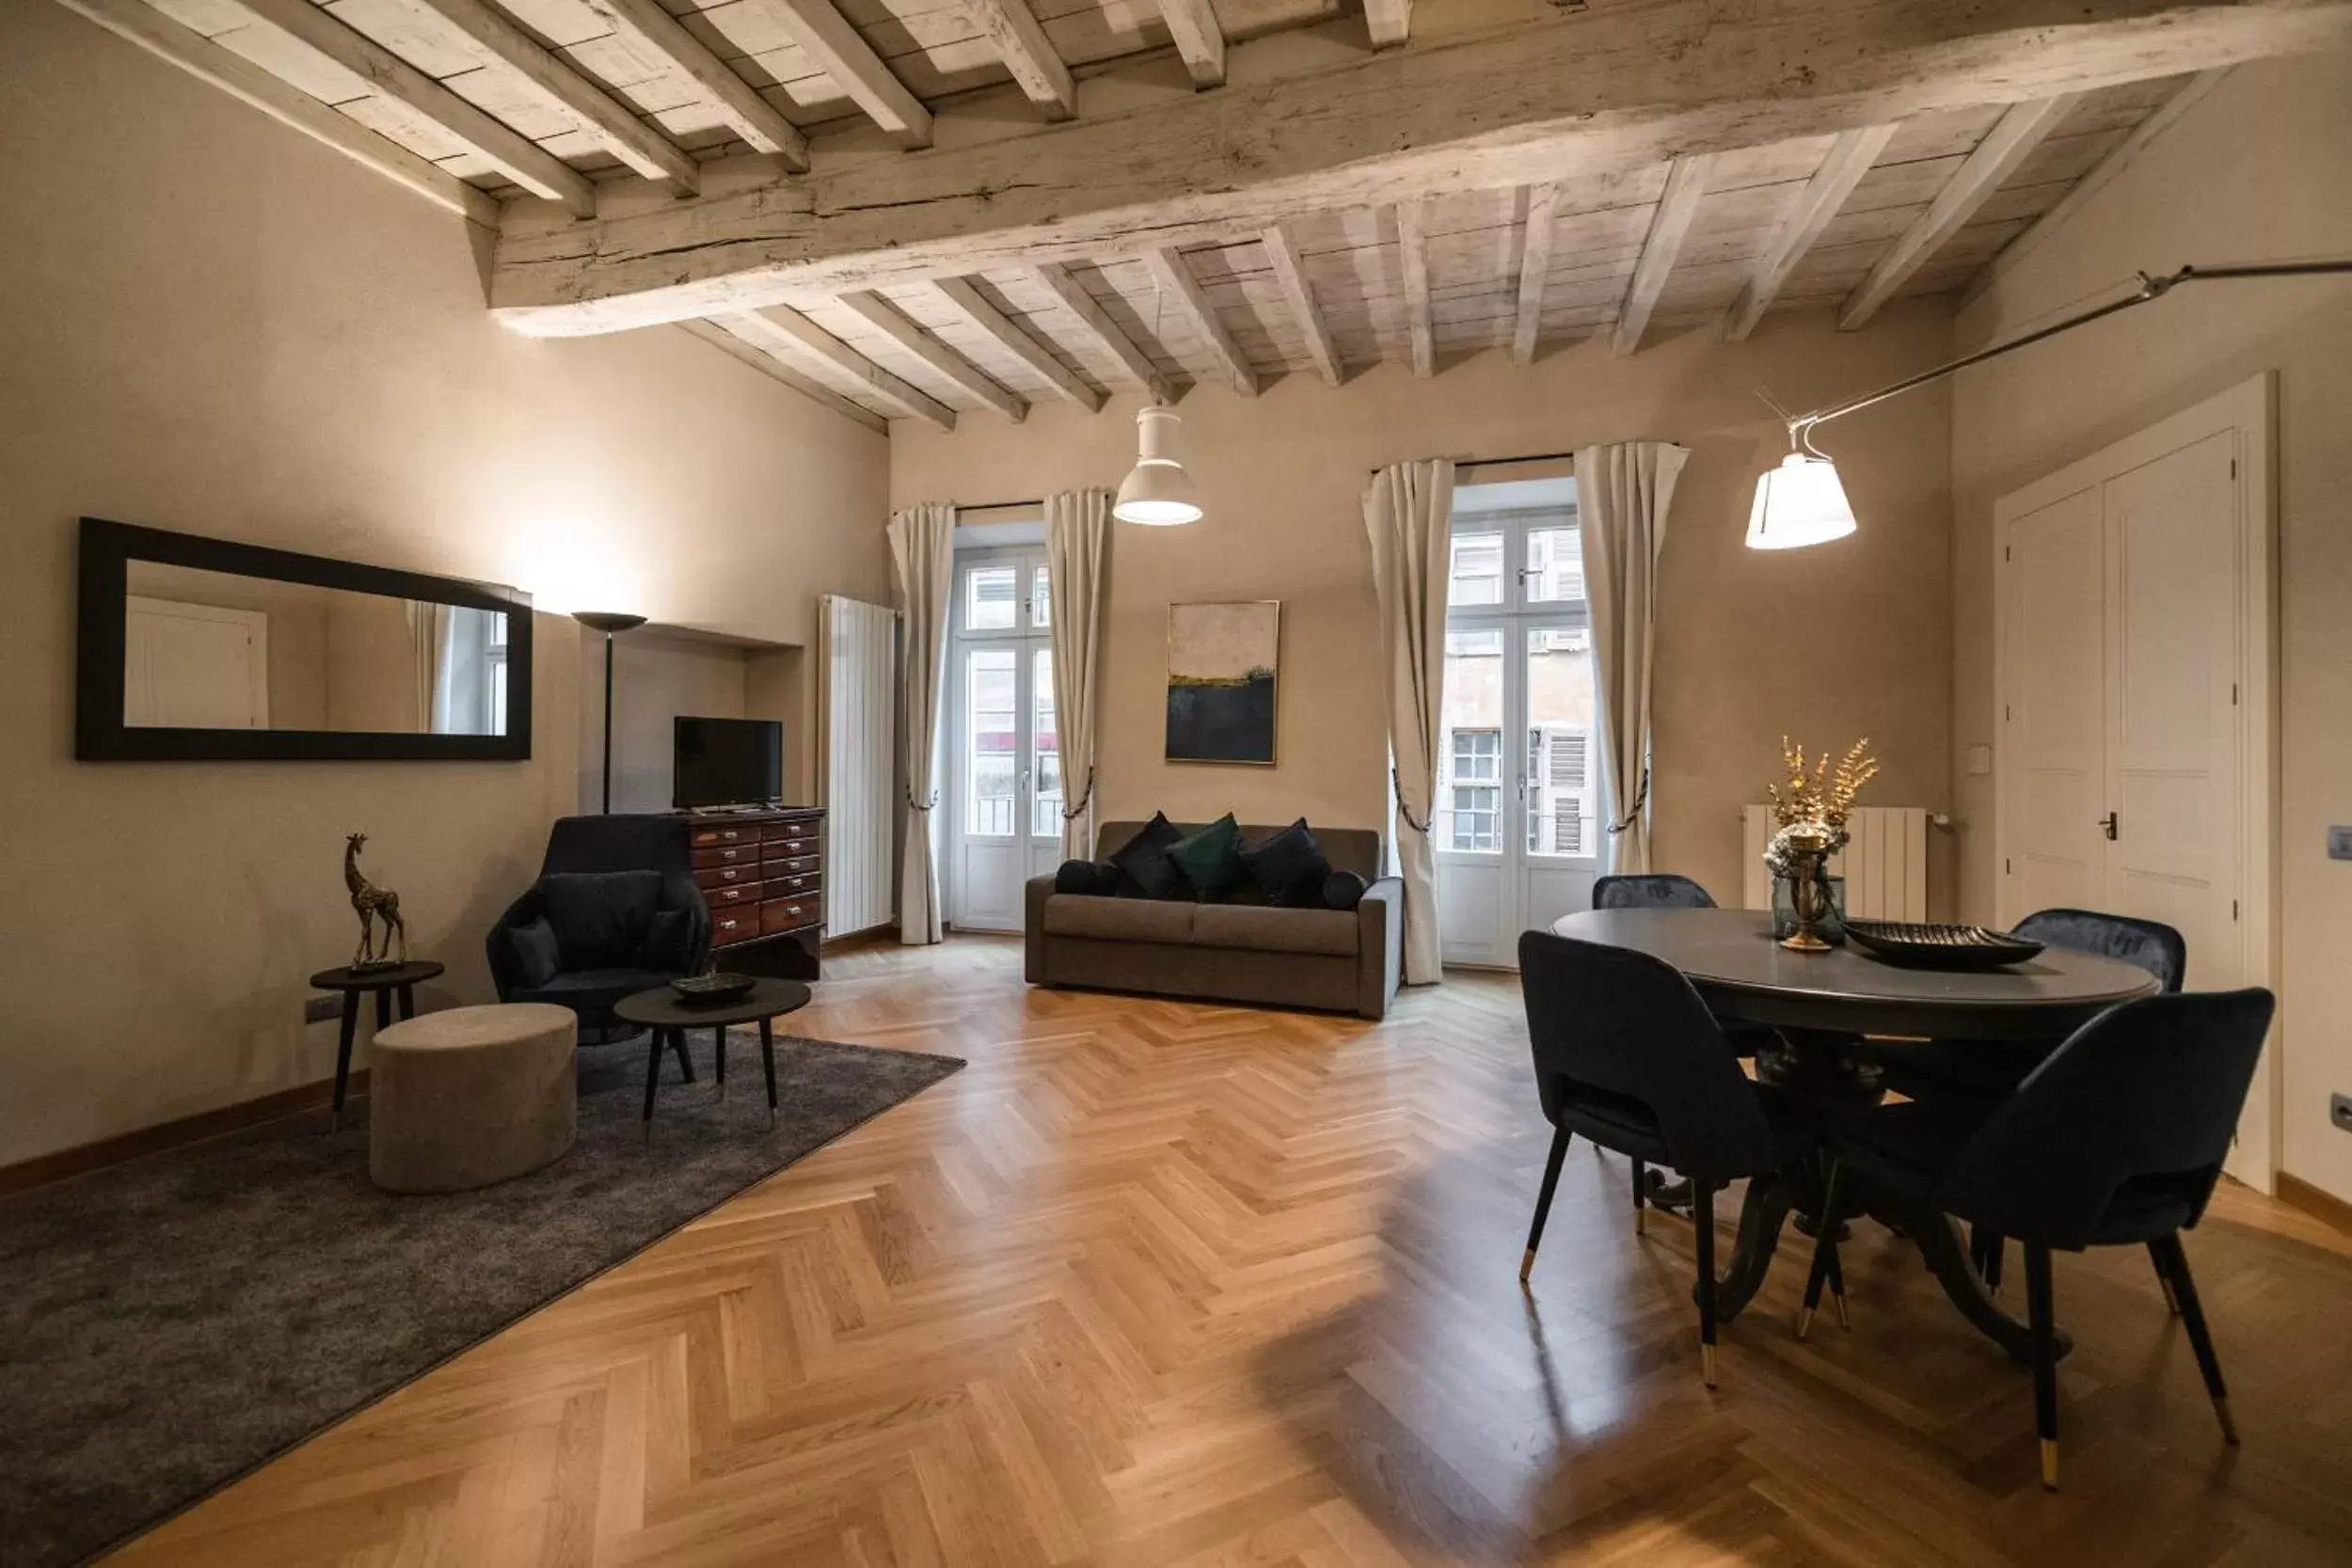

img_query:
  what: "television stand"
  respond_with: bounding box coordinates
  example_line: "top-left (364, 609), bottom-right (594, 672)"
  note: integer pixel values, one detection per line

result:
top-left (674, 805), bottom-right (825, 981)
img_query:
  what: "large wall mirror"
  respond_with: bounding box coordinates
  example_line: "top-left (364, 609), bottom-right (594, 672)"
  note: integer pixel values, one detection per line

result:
top-left (77, 517), bottom-right (533, 761)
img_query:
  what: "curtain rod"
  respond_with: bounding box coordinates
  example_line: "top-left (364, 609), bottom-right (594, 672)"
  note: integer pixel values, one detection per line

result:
top-left (952, 498), bottom-right (1046, 515)
top-left (1365, 450), bottom-right (1577, 477)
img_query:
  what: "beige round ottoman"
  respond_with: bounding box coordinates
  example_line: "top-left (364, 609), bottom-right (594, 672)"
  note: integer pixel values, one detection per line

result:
top-left (369, 1004), bottom-right (578, 1194)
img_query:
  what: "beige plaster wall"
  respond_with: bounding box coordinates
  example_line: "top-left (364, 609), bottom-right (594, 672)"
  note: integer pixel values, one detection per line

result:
top-left (1949, 47), bottom-right (2352, 1201)
top-left (892, 302), bottom-right (1958, 910)
top-left (0, 4), bottom-right (889, 1166)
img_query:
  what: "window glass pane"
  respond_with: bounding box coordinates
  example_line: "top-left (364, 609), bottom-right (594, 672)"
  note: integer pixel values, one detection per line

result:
top-left (1031, 565), bottom-right (1052, 629)
top-left (1438, 627), bottom-right (1503, 853)
top-left (1031, 647), bottom-right (1060, 840)
top-left (965, 648), bottom-right (1018, 835)
top-left (1448, 532), bottom-right (1504, 608)
top-left (965, 564), bottom-right (1018, 631)
top-left (1526, 626), bottom-right (1597, 857)
top-left (1525, 523), bottom-right (1585, 604)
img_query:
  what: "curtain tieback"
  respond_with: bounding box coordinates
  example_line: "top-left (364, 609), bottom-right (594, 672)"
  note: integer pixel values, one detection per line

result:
top-left (1059, 767), bottom-right (1095, 822)
top-left (1606, 767), bottom-right (1650, 835)
top-left (906, 788), bottom-right (939, 813)
top-left (1391, 767), bottom-right (1433, 836)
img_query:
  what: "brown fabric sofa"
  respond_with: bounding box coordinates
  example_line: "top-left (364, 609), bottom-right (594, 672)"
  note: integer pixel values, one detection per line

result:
top-left (1025, 821), bottom-right (1404, 1019)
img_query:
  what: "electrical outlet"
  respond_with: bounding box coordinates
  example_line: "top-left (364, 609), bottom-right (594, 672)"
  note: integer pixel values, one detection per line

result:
top-left (2328, 826), bottom-right (2352, 861)
top-left (2333, 1093), bottom-right (2352, 1134)
top-left (304, 994), bottom-right (342, 1025)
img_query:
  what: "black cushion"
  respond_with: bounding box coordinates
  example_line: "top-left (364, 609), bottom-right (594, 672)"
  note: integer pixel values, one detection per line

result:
top-left (1055, 859), bottom-right (1097, 894)
top-left (1322, 870), bottom-right (1368, 911)
top-left (509, 917), bottom-right (562, 988)
top-left (1241, 818), bottom-right (1330, 906)
top-left (1108, 814), bottom-right (1185, 899)
top-left (644, 908), bottom-right (691, 972)
top-left (1168, 814), bottom-right (1248, 898)
top-left (540, 870), bottom-right (664, 969)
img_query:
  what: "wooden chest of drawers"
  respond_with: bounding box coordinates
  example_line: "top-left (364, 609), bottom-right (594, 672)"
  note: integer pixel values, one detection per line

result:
top-left (680, 805), bottom-right (825, 980)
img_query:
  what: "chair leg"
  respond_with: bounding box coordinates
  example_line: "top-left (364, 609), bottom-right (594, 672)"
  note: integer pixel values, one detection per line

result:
top-left (1520, 1126), bottom-right (1572, 1283)
top-left (2147, 1240), bottom-right (2182, 1316)
top-left (1632, 1157), bottom-right (1647, 1236)
top-left (1973, 1226), bottom-right (2006, 1293)
top-left (2153, 1233), bottom-right (2237, 1444)
top-left (1799, 1158), bottom-right (1848, 1339)
top-left (2024, 1243), bottom-right (2060, 1490)
top-left (1694, 1178), bottom-right (1719, 1387)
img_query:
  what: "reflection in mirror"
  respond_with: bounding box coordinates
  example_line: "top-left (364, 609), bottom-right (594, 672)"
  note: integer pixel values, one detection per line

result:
top-left (122, 562), bottom-right (510, 736)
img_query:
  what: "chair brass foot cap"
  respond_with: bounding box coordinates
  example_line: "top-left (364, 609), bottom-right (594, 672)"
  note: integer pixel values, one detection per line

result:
top-left (1834, 1289), bottom-right (1851, 1330)
top-left (1795, 1307), bottom-right (1814, 1341)
top-left (2041, 1439), bottom-right (2059, 1490)
top-left (1701, 1342), bottom-right (1718, 1388)
top-left (1634, 1209), bottom-right (1646, 1236)
top-left (2216, 1397), bottom-right (2240, 1446)
top-left (1518, 1248), bottom-right (1536, 1283)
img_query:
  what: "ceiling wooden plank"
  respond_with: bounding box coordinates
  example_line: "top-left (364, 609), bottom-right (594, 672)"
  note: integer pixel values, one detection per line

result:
top-left (578, 0), bottom-right (809, 167)
top-left (1260, 226), bottom-right (1342, 387)
top-left (1152, 0), bottom-right (1224, 88)
top-left (1026, 263), bottom-right (1174, 403)
top-left (1723, 124), bottom-right (1897, 341)
top-left (837, 291), bottom-right (1026, 420)
top-left (1509, 182), bottom-right (1562, 365)
top-left (1840, 94), bottom-right (2082, 328)
top-left (1961, 69), bottom-right (2230, 306)
top-left (395, 0), bottom-right (700, 195)
top-left (1363, 0), bottom-right (1410, 49)
top-left (1143, 247), bottom-right (1258, 396)
top-left (929, 277), bottom-right (1105, 410)
top-left (963, 0), bottom-right (1074, 120)
top-left (720, 307), bottom-right (957, 428)
top-left (739, 0), bottom-right (932, 148)
top-left (1612, 154), bottom-right (1713, 356)
top-left (224, 0), bottom-right (598, 214)
top-left (1394, 200), bottom-right (1433, 377)
top-left (676, 319), bottom-right (889, 432)
top-left (51, 0), bottom-right (500, 226)
top-left (492, 0), bottom-right (2352, 334)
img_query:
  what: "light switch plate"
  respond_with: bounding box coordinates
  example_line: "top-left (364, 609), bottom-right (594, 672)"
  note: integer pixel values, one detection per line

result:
top-left (1966, 744), bottom-right (1993, 777)
top-left (2329, 826), bottom-right (2352, 862)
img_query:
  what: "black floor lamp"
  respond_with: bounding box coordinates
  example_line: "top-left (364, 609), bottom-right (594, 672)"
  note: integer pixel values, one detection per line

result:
top-left (572, 611), bottom-right (647, 814)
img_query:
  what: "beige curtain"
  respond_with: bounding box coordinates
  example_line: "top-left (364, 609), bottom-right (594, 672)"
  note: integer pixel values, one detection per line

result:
top-left (406, 601), bottom-right (450, 733)
top-left (1362, 458), bottom-right (1455, 986)
top-left (1045, 488), bottom-right (1113, 862)
top-left (1574, 442), bottom-right (1689, 875)
top-left (888, 503), bottom-right (956, 943)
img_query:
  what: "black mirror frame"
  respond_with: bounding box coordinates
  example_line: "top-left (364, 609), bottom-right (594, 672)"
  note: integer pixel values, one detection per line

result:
top-left (77, 516), bottom-right (534, 762)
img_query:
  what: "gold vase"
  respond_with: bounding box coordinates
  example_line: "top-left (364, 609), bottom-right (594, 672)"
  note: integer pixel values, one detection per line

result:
top-left (1780, 843), bottom-right (1834, 953)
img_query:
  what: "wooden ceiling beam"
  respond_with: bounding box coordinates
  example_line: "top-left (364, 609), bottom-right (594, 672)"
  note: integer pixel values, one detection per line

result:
top-left (1722, 123), bottom-right (1897, 341)
top-left (50, 0), bottom-right (499, 226)
top-left (1394, 201), bottom-right (1433, 378)
top-left (1152, 0), bottom-right (1225, 88)
top-left (1027, 264), bottom-right (1174, 404)
top-left (1839, 94), bottom-right (2082, 328)
top-left (1611, 154), bottom-right (1712, 356)
top-left (395, 0), bottom-right (699, 196)
top-left (1362, 0), bottom-right (1411, 49)
top-left (741, 0), bottom-right (931, 148)
top-left (677, 318), bottom-right (889, 432)
top-left (719, 307), bottom-right (957, 428)
top-left (491, 0), bottom-right (2352, 334)
top-left (929, 277), bottom-right (1106, 410)
top-left (1261, 226), bottom-right (1342, 387)
top-left (578, 0), bottom-right (809, 167)
top-left (225, 0), bottom-right (597, 214)
top-left (1509, 182), bottom-right (1561, 366)
top-left (1142, 247), bottom-right (1258, 397)
top-left (964, 0), bottom-right (1075, 120)
top-left (837, 292), bottom-right (1026, 420)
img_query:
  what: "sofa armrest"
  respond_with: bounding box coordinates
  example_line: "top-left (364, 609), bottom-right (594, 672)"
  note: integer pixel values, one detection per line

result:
top-left (1355, 876), bottom-right (1405, 1019)
top-left (1025, 876), bottom-right (1057, 983)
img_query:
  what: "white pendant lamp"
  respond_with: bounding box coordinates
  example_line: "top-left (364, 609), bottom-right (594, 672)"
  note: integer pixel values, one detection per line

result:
top-left (1746, 450), bottom-right (1857, 550)
top-left (1114, 404), bottom-right (1201, 526)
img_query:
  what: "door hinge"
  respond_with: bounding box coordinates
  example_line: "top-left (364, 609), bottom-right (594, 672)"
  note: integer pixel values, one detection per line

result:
top-left (2004, 704), bottom-right (2011, 721)
top-left (2232, 682), bottom-right (2239, 705)
top-left (2232, 457), bottom-right (2239, 479)
top-left (2004, 858), bottom-right (2012, 875)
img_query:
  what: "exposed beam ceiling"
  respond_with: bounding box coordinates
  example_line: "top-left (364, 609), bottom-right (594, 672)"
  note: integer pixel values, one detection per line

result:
top-left (719, 307), bottom-right (958, 429)
top-left (1394, 201), bottom-right (1434, 378)
top-left (1027, 264), bottom-right (1174, 404)
top-left (677, 319), bottom-right (888, 433)
top-left (1143, 247), bottom-right (1257, 397)
top-left (962, 0), bottom-right (1075, 121)
top-left (929, 277), bottom-right (1105, 411)
top-left (1152, 0), bottom-right (1225, 88)
top-left (1839, 94), bottom-right (2082, 328)
top-left (837, 292), bottom-right (1025, 420)
top-left (577, 0), bottom-right (809, 166)
top-left (490, 0), bottom-right (2352, 335)
top-left (1510, 182), bottom-right (1560, 366)
top-left (1612, 154), bottom-right (1711, 356)
top-left (1721, 124), bottom-right (1898, 342)
top-left (741, 0), bottom-right (931, 149)
top-left (1261, 226), bottom-right (1342, 388)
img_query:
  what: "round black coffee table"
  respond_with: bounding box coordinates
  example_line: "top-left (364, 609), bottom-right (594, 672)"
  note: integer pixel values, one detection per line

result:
top-left (310, 959), bottom-right (445, 1131)
top-left (614, 977), bottom-right (813, 1136)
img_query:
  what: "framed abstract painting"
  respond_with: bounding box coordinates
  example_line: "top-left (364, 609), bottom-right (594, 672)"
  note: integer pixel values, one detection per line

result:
top-left (1166, 600), bottom-right (1279, 765)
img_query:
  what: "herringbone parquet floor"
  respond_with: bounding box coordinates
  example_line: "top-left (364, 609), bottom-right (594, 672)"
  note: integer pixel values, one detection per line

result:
top-left (108, 938), bottom-right (2352, 1566)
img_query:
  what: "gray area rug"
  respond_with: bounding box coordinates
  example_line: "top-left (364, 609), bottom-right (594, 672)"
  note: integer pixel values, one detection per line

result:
top-left (0, 1029), bottom-right (962, 1568)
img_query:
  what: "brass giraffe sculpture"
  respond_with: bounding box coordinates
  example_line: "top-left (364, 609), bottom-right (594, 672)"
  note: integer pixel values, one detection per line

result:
top-left (343, 832), bottom-right (407, 968)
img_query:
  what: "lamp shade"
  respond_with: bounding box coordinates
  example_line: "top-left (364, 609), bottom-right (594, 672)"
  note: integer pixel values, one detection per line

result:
top-left (1113, 405), bottom-right (1202, 526)
top-left (1746, 453), bottom-right (1857, 550)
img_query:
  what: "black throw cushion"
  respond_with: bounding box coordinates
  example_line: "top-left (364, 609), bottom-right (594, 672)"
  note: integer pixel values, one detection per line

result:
top-left (1322, 870), bottom-right (1368, 911)
top-left (1241, 818), bottom-right (1331, 906)
top-left (1168, 814), bottom-right (1248, 898)
top-left (540, 869), bottom-right (664, 969)
top-left (1055, 859), bottom-right (1106, 894)
top-left (1108, 814), bottom-right (1185, 899)
top-left (644, 908), bottom-right (691, 971)
top-left (509, 916), bottom-right (563, 988)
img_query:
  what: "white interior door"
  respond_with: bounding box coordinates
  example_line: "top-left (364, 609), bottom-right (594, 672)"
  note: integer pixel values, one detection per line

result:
top-left (949, 553), bottom-right (1060, 932)
top-left (2002, 485), bottom-right (2106, 914)
top-left (124, 595), bottom-right (269, 728)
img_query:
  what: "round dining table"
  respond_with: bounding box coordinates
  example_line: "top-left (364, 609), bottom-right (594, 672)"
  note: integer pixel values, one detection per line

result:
top-left (1549, 907), bottom-right (2161, 1362)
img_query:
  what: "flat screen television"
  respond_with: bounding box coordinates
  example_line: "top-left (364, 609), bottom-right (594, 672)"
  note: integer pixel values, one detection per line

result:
top-left (673, 716), bottom-right (782, 808)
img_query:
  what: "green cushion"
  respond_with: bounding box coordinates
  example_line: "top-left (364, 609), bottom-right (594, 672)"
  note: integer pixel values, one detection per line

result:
top-left (1167, 814), bottom-right (1248, 897)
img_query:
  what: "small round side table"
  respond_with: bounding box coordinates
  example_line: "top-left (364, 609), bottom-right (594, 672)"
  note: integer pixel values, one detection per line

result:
top-left (614, 978), bottom-right (812, 1138)
top-left (310, 959), bottom-right (445, 1131)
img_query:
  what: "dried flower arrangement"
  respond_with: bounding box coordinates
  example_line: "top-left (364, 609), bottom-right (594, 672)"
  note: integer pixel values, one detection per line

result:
top-left (1763, 736), bottom-right (1880, 875)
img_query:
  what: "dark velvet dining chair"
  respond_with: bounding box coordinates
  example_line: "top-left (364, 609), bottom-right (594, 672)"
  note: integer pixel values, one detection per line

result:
top-left (1801, 987), bottom-right (2275, 1489)
top-left (1592, 873), bottom-right (1718, 911)
top-left (1518, 929), bottom-right (1820, 1386)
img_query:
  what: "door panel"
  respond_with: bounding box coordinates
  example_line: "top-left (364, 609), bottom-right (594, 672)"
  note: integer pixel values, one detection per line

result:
top-left (2004, 485), bottom-right (2105, 921)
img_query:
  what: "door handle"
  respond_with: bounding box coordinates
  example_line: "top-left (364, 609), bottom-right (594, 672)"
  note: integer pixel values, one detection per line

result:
top-left (2099, 812), bottom-right (2119, 841)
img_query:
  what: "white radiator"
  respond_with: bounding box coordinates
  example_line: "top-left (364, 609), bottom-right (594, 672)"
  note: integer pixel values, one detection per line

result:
top-left (818, 594), bottom-right (898, 940)
top-left (1741, 805), bottom-right (1931, 921)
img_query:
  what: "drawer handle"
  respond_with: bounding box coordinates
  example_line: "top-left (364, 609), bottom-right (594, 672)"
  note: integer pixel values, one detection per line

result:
top-left (722, 847), bottom-right (739, 860)
top-left (722, 868), bottom-right (741, 881)
top-left (723, 830), bottom-right (741, 841)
